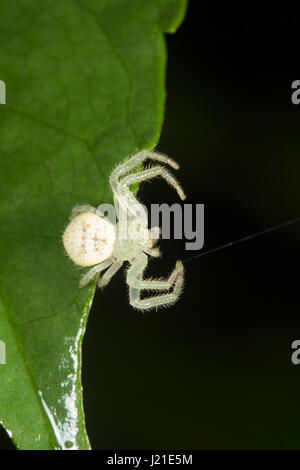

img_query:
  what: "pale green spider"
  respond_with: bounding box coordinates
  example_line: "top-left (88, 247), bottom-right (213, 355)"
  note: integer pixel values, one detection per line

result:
top-left (62, 149), bottom-right (185, 311)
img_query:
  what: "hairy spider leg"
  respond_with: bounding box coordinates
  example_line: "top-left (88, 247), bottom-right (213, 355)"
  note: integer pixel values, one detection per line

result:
top-left (110, 149), bottom-right (180, 184)
top-left (109, 149), bottom-right (181, 219)
top-left (119, 166), bottom-right (186, 203)
top-left (113, 164), bottom-right (186, 236)
top-left (98, 259), bottom-right (123, 288)
top-left (79, 256), bottom-right (115, 288)
top-left (143, 246), bottom-right (161, 257)
top-left (127, 254), bottom-right (183, 290)
top-left (128, 255), bottom-right (184, 310)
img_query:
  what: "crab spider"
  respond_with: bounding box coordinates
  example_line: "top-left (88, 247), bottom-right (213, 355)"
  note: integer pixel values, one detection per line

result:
top-left (62, 149), bottom-right (186, 311)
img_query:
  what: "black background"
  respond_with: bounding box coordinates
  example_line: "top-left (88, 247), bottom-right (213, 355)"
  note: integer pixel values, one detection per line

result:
top-left (1, 1), bottom-right (300, 450)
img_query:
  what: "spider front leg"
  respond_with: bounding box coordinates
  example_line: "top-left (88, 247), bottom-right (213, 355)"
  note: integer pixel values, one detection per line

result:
top-left (119, 166), bottom-right (186, 203)
top-left (109, 149), bottom-right (180, 190)
top-left (110, 149), bottom-right (183, 219)
top-left (127, 254), bottom-right (184, 310)
top-left (112, 164), bottom-right (185, 225)
top-left (79, 256), bottom-right (115, 288)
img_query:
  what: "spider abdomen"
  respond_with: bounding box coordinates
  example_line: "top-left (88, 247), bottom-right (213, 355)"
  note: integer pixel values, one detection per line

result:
top-left (62, 212), bottom-right (116, 267)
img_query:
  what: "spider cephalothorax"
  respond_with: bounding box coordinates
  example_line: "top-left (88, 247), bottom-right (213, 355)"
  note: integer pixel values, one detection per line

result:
top-left (62, 149), bottom-right (185, 311)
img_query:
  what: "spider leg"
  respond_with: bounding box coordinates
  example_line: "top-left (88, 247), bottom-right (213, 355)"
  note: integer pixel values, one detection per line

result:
top-left (127, 254), bottom-right (184, 311)
top-left (114, 165), bottom-right (185, 224)
top-left (144, 247), bottom-right (161, 257)
top-left (70, 204), bottom-right (97, 220)
top-left (109, 149), bottom-right (179, 188)
top-left (98, 259), bottom-right (123, 288)
top-left (79, 256), bottom-right (115, 288)
top-left (119, 166), bottom-right (186, 202)
top-left (110, 150), bottom-right (182, 220)
top-left (150, 226), bottom-right (161, 240)
top-left (127, 254), bottom-right (183, 290)
top-left (129, 272), bottom-right (184, 311)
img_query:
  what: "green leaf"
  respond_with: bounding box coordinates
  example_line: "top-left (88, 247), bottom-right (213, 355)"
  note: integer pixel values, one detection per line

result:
top-left (0, 0), bottom-right (187, 450)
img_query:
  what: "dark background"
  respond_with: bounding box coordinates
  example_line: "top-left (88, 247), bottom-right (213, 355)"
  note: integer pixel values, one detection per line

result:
top-left (1, 1), bottom-right (300, 450)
